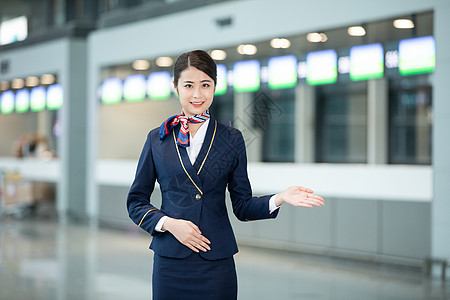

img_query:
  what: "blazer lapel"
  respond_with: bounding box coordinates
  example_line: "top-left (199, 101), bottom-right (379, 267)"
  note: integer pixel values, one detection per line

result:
top-left (193, 116), bottom-right (217, 175)
top-left (172, 126), bottom-right (204, 195)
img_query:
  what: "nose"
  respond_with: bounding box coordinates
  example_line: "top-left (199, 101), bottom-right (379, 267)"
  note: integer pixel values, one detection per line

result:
top-left (193, 86), bottom-right (201, 98)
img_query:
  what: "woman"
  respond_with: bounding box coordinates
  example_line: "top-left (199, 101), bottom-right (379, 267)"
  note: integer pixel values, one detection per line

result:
top-left (127, 50), bottom-right (325, 299)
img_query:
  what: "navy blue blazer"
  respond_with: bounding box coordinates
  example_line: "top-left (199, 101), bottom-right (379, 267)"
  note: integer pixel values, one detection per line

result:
top-left (127, 116), bottom-right (279, 260)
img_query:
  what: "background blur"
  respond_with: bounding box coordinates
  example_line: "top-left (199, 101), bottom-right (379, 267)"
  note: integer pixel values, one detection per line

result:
top-left (0, 0), bottom-right (449, 299)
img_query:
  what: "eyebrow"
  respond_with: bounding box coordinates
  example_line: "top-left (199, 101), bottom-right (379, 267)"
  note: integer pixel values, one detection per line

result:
top-left (183, 79), bottom-right (212, 83)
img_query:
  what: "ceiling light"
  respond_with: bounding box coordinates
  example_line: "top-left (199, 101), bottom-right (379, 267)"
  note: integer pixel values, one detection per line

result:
top-left (41, 74), bottom-right (56, 85)
top-left (0, 81), bottom-right (9, 91)
top-left (270, 38), bottom-right (291, 49)
top-left (237, 44), bottom-right (257, 55)
top-left (132, 60), bottom-right (150, 71)
top-left (347, 26), bottom-right (366, 36)
top-left (11, 78), bottom-right (25, 89)
top-left (210, 50), bottom-right (227, 60)
top-left (393, 19), bottom-right (415, 29)
top-left (26, 76), bottom-right (40, 87)
top-left (156, 57), bottom-right (173, 67)
top-left (307, 32), bottom-right (328, 43)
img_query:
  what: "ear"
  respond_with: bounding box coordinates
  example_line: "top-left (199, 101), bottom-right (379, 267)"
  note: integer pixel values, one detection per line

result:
top-left (173, 80), bottom-right (178, 95)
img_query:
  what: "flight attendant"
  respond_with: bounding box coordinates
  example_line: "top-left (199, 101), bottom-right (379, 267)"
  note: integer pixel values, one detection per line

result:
top-left (127, 50), bottom-right (325, 299)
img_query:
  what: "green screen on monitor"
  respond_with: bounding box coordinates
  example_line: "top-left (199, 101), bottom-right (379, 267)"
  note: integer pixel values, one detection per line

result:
top-left (147, 71), bottom-right (171, 100)
top-left (47, 84), bottom-right (63, 110)
top-left (268, 55), bottom-right (298, 89)
top-left (101, 78), bottom-right (122, 104)
top-left (399, 36), bottom-right (435, 76)
top-left (350, 43), bottom-right (384, 81)
top-left (306, 49), bottom-right (337, 85)
top-left (30, 86), bottom-right (46, 112)
top-left (124, 74), bottom-right (146, 102)
top-left (15, 89), bottom-right (30, 113)
top-left (1, 90), bottom-right (15, 114)
top-left (233, 60), bottom-right (260, 93)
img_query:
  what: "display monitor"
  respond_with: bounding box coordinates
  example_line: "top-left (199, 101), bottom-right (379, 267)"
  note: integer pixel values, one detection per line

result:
top-left (47, 84), bottom-right (63, 110)
top-left (101, 77), bottom-right (123, 104)
top-left (268, 55), bottom-right (298, 89)
top-left (15, 88), bottom-right (30, 113)
top-left (350, 43), bottom-right (384, 81)
top-left (0, 16), bottom-right (28, 45)
top-left (306, 49), bottom-right (337, 85)
top-left (233, 60), bottom-right (260, 92)
top-left (30, 86), bottom-right (46, 112)
top-left (147, 71), bottom-right (171, 100)
top-left (1, 90), bottom-right (14, 114)
top-left (124, 74), bottom-right (146, 102)
top-left (399, 36), bottom-right (435, 75)
top-left (215, 64), bottom-right (227, 95)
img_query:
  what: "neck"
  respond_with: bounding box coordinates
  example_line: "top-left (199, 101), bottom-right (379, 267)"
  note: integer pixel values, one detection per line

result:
top-left (188, 122), bottom-right (203, 138)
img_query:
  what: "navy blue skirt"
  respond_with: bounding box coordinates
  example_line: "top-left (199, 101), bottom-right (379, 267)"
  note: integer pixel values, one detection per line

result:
top-left (152, 253), bottom-right (237, 300)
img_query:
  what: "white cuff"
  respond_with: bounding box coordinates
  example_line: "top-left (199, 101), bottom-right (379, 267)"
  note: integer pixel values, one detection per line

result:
top-left (155, 216), bottom-right (168, 232)
top-left (269, 194), bottom-right (280, 214)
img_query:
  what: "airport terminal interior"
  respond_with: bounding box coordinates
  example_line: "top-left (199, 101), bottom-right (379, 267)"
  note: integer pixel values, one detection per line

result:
top-left (0, 0), bottom-right (450, 299)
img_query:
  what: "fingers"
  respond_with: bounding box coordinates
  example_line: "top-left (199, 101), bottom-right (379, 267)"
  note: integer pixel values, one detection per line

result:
top-left (297, 186), bottom-right (314, 194)
top-left (173, 220), bottom-right (211, 253)
top-left (305, 193), bottom-right (325, 206)
top-left (284, 190), bottom-right (325, 208)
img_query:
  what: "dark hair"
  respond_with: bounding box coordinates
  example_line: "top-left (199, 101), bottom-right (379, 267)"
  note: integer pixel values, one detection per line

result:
top-left (173, 50), bottom-right (217, 88)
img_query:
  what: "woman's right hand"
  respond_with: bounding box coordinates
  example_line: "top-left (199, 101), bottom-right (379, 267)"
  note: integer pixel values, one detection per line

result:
top-left (162, 218), bottom-right (211, 253)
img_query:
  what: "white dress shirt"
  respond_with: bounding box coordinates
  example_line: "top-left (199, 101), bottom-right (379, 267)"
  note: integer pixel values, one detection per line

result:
top-left (155, 119), bottom-right (279, 232)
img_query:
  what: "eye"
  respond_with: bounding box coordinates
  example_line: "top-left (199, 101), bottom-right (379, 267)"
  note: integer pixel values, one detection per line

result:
top-left (202, 83), bottom-right (210, 88)
top-left (184, 84), bottom-right (192, 88)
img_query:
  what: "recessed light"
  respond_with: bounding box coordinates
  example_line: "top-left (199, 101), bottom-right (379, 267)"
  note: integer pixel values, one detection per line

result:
top-left (393, 19), bottom-right (414, 29)
top-left (348, 26), bottom-right (366, 36)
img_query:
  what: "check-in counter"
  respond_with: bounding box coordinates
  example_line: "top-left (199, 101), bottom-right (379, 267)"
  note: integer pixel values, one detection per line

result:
top-left (96, 159), bottom-right (432, 266)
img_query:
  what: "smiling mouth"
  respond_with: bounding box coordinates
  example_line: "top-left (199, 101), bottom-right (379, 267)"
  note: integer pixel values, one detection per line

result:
top-left (191, 101), bottom-right (204, 106)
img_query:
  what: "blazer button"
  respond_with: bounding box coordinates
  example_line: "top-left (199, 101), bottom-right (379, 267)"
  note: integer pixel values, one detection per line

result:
top-left (195, 194), bottom-right (202, 200)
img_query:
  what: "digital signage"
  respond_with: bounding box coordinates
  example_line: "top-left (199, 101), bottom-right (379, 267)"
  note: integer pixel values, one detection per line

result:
top-left (124, 74), bottom-right (146, 102)
top-left (306, 49), bottom-right (337, 85)
top-left (268, 55), bottom-right (298, 89)
top-left (101, 78), bottom-right (123, 104)
top-left (147, 71), bottom-right (172, 100)
top-left (350, 43), bottom-right (384, 81)
top-left (47, 84), bottom-right (63, 110)
top-left (233, 60), bottom-right (260, 92)
top-left (399, 36), bottom-right (435, 75)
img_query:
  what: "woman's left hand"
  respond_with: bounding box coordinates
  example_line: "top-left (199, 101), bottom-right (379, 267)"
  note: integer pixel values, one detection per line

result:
top-left (275, 186), bottom-right (325, 208)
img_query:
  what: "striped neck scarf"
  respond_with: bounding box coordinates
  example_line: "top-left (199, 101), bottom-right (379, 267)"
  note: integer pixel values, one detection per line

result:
top-left (159, 110), bottom-right (210, 147)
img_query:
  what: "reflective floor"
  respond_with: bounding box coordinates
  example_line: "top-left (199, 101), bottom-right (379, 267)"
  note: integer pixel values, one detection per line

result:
top-left (0, 217), bottom-right (449, 300)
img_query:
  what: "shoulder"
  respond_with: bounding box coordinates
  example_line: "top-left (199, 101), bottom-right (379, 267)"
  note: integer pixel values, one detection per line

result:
top-left (143, 127), bottom-right (159, 143)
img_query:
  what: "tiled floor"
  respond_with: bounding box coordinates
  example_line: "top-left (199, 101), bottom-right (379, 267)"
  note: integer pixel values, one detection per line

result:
top-left (0, 217), bottom-right (448, 300)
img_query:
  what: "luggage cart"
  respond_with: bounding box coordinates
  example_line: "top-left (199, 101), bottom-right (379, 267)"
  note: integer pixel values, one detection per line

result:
top-left (0, 170), bottom-right (33, 219)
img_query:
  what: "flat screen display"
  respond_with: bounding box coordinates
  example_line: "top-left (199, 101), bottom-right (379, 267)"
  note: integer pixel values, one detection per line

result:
top-left (268, 55), bottom-right (298, 89)
top-left (147, 71), bottom-right (171, 100)
top-left (30, 86), bottom-right (46, 112)
top-left (0, 16), bottom-right (28, 45)
top-left (15, 89), bottom-right (30, 113)
top-left (306, 49), bottom-right (337, 85)
top-left (350, 43), bottom-right (384, 81)
top-left (215, 64), bottom-right (227, 95)
top-left (399, 36), bottom-right (435, 75)
top-left (233, 60), bottom-right (260, 92)
top-left (1, 90), bottom-right (14, 114)
top-left (47, 84), bottom-right (63, 110)
top-left (101, 78), bottom-right (122, 104)
top-left (124, 74), bottom-right (146, 102)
